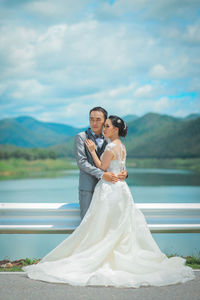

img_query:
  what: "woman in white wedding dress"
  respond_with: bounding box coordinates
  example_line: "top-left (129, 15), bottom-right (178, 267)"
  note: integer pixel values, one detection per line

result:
top-left (22, 115), bottom-right (195, 288)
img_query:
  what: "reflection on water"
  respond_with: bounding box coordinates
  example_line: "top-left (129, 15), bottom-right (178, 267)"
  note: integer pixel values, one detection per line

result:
top-left (0, 168), bottom-right (200, 259)
top-left (130, 186), bottom-right (200, 203)
top-left (0, 177), bottom-right (79, 203)
top-left (126, 168), bottom-right (200, 186)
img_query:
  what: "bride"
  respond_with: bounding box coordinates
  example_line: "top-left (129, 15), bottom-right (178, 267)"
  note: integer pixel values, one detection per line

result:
top-left (22, 115), bottom-right (195, 288)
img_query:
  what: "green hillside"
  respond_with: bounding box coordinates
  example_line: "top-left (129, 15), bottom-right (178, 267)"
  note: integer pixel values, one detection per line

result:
top-left (0, 116), bottom-right (80, 148)
top-left (125, 113), bottom-right (200, 158)
top-left (0, 113), bottom-right (200, 159)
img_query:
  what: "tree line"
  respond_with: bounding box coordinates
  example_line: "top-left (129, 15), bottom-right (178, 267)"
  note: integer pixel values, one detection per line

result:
top-left (0, 148), bottom-right (57, 160)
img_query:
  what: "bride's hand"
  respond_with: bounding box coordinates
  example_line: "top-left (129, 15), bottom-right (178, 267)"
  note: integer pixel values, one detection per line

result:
top-left (85, 139), bottom-right (96, 153)
top-left (117, 170), bottom-right (127, 181)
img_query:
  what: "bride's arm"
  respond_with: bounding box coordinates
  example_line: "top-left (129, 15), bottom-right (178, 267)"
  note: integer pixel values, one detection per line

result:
top-left (85, 139), bottom-right (114, 171)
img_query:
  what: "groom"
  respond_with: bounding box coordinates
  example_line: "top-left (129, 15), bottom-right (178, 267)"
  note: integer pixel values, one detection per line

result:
top-left (74, 106), bottom-right (127, 219)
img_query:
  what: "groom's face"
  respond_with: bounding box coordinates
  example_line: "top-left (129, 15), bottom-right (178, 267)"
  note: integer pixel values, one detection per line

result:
top-left (89, 110), bottom-right (105, 135)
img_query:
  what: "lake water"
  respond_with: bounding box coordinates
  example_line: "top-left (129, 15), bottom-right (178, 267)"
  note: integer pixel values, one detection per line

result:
top-left (0, 168), bottom-right (200, 260)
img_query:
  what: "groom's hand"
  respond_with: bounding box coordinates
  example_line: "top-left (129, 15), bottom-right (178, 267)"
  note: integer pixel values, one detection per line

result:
top-left (102, 172), bottom-right (118, 183)
top-left (117, 170), bottom-right (127, 181)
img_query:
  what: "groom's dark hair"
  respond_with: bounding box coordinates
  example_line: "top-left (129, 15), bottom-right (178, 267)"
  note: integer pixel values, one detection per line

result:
top-left (89, 107), bottom-right (108, 121)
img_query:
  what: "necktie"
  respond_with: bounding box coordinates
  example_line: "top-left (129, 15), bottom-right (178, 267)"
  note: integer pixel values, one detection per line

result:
top-left (94, 134), bottom-right (103, 139)
top-left (95, 134), bottom-right (104, 148)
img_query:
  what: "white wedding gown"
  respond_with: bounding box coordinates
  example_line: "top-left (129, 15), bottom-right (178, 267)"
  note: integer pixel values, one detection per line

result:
top-left (23, 142), bottom-right (195, 288)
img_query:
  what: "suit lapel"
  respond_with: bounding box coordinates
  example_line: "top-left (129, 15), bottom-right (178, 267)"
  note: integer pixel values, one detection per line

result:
top-left (85, 128), bottom-right (96, 143)
top-left (98, 139), bottom-right (108, 157)
top-left (85, 128), bottom-right (107, 159)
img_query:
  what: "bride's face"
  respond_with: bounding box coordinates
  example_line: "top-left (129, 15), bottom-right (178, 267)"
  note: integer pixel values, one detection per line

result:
top-left (104, 119), bottom-right (118, 138)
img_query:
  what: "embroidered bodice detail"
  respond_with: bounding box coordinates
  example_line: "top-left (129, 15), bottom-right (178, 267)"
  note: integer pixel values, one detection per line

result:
top-left (101, 142), bottom-right (126, 174)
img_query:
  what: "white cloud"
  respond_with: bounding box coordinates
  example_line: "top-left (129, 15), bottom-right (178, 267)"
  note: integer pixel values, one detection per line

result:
top-left (37, 101), bottom-right (90, 127)
top-left (108, 83), bottom-right (136, 97)
top-left (25, 1), bottom-right (59, 16)
top-left (153, 97), bottom-right (171, 112)
top-left (24, 0), bottom-right (92, 23)
top-left (95, 0), bottom-right (200, 23)
top-left (95, 0), bottom-right (147, 20)
top-left (189, 77), bottom-right (200, 92)
top-left (37, 24), bottom-right (67, 53)
top-left (0, 83), bottom-right (7, 96)
top-left (0, 0), bottom-right (199, 125)
top-left (150, 64), bottom-right (168, 79)
top-left (11, 79), bottom-right (48, 99)
top-left (134, 85), bottom-right (154, 98)
top-left (183, 24), bottom-right (200, 44)
top-left (20, 106), bottom-right (43, 113)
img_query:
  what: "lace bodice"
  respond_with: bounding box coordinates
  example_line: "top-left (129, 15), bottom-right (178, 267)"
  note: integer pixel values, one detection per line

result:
top-left (101, 142), bottom-right (126, 174)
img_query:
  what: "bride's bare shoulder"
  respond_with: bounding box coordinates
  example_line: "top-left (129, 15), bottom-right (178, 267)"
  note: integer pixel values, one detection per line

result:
top-left (105, 142), bottom-right (116, 150)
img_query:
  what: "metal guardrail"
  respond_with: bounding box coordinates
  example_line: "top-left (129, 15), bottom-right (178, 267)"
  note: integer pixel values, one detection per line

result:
top-left (0, 203), bottom-right (200, 234)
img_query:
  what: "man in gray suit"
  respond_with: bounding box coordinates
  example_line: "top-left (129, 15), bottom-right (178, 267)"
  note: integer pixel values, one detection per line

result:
top-left (74, 106), bottom-right (127, 219)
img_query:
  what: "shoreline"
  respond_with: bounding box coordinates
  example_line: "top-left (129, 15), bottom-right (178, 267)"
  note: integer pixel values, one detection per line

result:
top-left (0, 157), bottom-right (200, 181)
top-left (0, 158), bottom-right (77, 181)
top-left (126, 157), bottom-right (200, 174)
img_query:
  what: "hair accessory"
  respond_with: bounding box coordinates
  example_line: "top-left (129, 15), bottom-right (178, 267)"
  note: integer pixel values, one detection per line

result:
top-left (117, 119), bottom-right (121, 124)
top-left (124, 123), bottom-right (127, 130)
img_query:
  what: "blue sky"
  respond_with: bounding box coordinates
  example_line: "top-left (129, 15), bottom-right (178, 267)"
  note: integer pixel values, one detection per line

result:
top-left (0, 0), bottom-right (200, 127)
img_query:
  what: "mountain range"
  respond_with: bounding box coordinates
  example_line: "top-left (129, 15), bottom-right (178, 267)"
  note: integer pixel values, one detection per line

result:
top-left (0, 113), bottom-right (200, 158)
top-left (0, 116), bottom-right (80, 148)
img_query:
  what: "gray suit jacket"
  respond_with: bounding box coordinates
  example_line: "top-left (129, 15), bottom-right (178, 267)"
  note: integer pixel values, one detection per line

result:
top-left (74, 128), bottom-right (108, 192)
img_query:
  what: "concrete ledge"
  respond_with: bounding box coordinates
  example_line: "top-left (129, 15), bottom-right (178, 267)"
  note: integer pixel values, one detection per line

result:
top-left (0, 272), bottom-right (199, 300)
top-left (1, 202), bottom-right (200, 233)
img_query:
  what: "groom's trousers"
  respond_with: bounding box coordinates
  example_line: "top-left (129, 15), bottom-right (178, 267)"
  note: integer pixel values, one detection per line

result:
top-left (79, 190), bottom-right (93, 220)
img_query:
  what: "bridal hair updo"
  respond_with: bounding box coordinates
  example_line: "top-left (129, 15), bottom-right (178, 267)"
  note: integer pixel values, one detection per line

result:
top-left (108, 115), bottom-right (128, 137)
